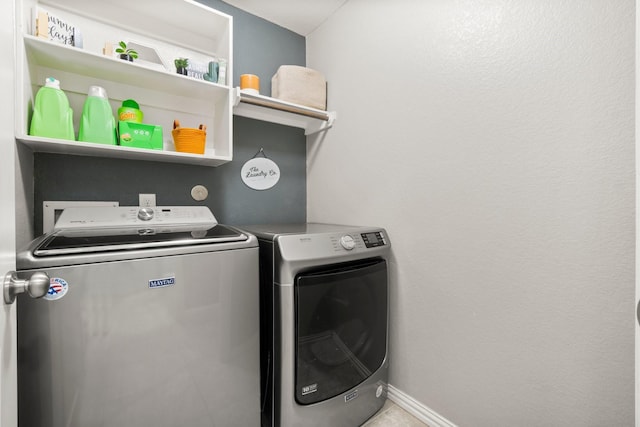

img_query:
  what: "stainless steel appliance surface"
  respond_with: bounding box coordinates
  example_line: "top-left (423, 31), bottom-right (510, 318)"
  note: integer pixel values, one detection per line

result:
top-left (16, 206), bottom-right (260, 427)
top-left (243, 223), bottom-right (391, 427)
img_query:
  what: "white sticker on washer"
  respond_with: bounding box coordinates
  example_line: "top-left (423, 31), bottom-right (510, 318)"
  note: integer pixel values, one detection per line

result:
top-left (43, 277), bottom-right (68, 301)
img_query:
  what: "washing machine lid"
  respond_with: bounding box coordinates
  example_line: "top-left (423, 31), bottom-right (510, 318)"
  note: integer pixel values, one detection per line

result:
top-left (32, 206), bottom-right (248, 256)
top-left (33, 224), bottom-right (247, 256)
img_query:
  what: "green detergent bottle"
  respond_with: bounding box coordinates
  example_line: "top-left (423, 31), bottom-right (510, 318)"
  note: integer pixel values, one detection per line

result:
top-left (29, 77), bottom-right (75, 140)
top-left (78, 85), bottom-right (117, 145)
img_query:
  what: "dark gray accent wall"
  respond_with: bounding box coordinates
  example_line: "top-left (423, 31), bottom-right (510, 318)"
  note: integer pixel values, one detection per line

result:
top-left (214, 0), bottom-right (304, 95)
top-left (33, 1), bottom-right (306, 236)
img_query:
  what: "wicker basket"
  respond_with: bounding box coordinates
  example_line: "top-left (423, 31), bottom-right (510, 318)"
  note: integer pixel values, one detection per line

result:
top-left (172, 120), bottom-right (206, 154)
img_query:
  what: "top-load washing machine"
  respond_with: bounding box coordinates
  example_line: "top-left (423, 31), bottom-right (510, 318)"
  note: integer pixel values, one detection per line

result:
top-left (243, 223), bottom-right (391, 427)
top-left (14, 206), bottom-right (260, 427)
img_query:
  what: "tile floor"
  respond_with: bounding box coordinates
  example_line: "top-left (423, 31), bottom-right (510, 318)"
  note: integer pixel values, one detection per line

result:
top-left (362, 400), bottom-right (431, 427)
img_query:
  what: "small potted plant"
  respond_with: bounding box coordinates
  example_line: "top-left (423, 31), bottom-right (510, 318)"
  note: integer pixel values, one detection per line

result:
top-left (174, 58), bottom-right (189, 76)
top-left (115, 41), bottom-right (138, 62)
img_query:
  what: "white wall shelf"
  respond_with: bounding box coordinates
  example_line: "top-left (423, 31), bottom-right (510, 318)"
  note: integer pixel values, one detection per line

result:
top-left (23, 36), bottom-right (230, 103)
top-left (16, 135), bottom-right (231, 166)
top-left (233, 88), bottom-right (336, 135)
top-left (15, 0), bottom-right (234, 166)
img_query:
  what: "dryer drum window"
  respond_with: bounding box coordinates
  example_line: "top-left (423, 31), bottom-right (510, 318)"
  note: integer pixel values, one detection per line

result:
top-left (294, 258), bottom-right (388, 405)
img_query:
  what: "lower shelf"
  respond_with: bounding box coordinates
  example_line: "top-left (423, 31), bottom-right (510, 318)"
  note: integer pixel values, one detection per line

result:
top-left (17, 135), bottom-right (231, 166)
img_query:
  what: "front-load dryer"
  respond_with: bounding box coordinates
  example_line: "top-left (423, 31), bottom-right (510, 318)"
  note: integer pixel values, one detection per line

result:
top-left (244, 223), bottom-right (391, 427)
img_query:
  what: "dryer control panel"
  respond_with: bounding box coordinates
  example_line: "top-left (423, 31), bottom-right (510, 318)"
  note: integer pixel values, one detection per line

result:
top-left (361, 231), bottom-right (387, 248)
top-left (328, 230), bottom-right (387, 254)
top-left (331, 232), bottom-right (387, 251)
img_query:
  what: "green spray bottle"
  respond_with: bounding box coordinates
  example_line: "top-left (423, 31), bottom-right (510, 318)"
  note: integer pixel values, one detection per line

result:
top-left (29, 77), bottom-right (75, 140)
top-left (78, 86), bottom-right (117, 145)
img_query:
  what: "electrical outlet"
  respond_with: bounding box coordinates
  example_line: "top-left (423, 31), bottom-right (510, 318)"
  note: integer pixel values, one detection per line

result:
top-left (139, 193), bottom-right (156, 207)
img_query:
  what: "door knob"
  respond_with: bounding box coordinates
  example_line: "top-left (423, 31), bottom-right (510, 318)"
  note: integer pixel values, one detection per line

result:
top-left (3, 271), bottom-right (50, 304)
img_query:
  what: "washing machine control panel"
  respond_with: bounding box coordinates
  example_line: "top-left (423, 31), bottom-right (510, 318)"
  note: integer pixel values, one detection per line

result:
top-left (137, 207), bottom-right (155, 221)
top-left (54, 206), bottom-right (218, 231)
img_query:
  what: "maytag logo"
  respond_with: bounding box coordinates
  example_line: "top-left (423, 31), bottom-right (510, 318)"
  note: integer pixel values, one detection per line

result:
top-left (149, 276), bottom-right (175, 289)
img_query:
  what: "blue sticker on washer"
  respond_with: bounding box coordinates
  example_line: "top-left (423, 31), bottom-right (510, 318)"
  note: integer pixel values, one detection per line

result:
top-left (44, 277), bottom-right (68, 301)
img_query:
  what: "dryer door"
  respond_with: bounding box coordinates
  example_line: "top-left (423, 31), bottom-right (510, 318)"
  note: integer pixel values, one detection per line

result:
top-left (294, 258), bottom-right (387, 405)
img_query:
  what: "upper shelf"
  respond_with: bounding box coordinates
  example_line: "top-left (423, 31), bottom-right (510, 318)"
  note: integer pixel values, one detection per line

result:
top-left (23, 35), bottom-right (230, 102)
top-left (233, 88), bottom-right (336, 135)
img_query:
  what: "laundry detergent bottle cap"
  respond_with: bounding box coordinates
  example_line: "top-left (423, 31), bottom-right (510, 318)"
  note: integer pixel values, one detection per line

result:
top-left (29, 77), bottom-right (75, 140)
top-left (87, 85), bottom-right (108, 98)
top-left (44, 77), bottom-right (60, 89)
top-left (78, 85), bottom-right (117, 145)
top-left (117, 98), bottom-right (143, 123)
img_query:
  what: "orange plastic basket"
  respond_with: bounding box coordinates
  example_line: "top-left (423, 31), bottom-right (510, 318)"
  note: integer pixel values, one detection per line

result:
top-left (172, 120), bottom-right (206, 154)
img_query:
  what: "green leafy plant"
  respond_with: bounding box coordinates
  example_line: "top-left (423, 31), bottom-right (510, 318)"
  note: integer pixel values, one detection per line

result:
top-left (115, 41), bottom-right (138, 59)
top-left (174, 58), bottom-right (189, 69)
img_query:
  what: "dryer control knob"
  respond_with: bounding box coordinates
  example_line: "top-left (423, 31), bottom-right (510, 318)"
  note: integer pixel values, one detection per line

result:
top-left (340, 235), bottom-right (356, 250)
top-left (138, 207), bottom-right (154, 221)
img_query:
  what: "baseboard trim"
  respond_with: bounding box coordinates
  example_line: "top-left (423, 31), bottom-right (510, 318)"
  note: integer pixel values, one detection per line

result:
top-left (387, 384), bottom-right (457, 427)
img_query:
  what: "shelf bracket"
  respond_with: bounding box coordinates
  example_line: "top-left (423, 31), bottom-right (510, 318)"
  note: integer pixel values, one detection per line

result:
top-left (304, 111), bottom-right (336, 135)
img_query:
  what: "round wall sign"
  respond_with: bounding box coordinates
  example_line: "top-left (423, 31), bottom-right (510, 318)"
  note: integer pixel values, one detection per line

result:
top-left (241, 157), bottom-right (280, 190)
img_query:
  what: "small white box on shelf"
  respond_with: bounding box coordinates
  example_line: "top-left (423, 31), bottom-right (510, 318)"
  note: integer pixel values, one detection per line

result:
top-left (271, 65), bottom-right (326, 111)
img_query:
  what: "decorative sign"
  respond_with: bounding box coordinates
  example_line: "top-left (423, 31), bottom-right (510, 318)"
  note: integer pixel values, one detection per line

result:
top-left (33, 7), bottom-right (83, 47)
top-left (241, 157), bottom-right (280, 191)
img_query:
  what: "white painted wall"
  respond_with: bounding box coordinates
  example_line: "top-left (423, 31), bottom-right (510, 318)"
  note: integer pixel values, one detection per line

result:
top-left (306, 1), bottom-right (635, 425)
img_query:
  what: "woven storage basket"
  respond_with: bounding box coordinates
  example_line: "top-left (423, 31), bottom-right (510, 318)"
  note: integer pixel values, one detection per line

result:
top-left (172, 120), bottom-right (206, 154)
